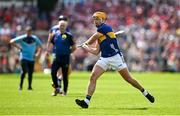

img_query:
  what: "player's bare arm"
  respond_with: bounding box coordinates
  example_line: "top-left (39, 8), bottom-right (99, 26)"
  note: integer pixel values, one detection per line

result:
top-left (46, 32), bottom-right (54, 53)
top-left (9, 39), bottom-right (22, 50)
top-left (71, 45), bottom-right (76, 53)
top-left (85, 32), bottom-right (102, 45)
top-left (82, 41), bottom-right (100, 55)
top-left (70, 44), bottom-right (77, 62)
top-left (35, 45), bottom-right (43, 59)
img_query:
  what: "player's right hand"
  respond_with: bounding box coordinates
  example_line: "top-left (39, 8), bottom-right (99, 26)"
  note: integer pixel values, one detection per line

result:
top-left (77, 43), bottom-right (88, 48)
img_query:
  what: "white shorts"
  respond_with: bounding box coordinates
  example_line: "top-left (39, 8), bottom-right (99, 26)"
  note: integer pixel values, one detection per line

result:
top-left (95, 53), bottom-right (127, 71)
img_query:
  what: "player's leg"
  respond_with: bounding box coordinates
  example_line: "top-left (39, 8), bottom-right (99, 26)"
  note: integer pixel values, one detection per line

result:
top-left (75, 64), bottom-right (105, 108)
top-left (112, 53), bottom-right (155, 103)
top-left (50, 52), bottom-right (62, 88)
top-left (51, 59), bottom-right (61, 96)
top-left (27, 60), bottom-right (35, 90)
top-left (19, 59), bottom-right (27, 90)
top-left (56, 64), bottom-right (71, 88)
top-left (118, 68), bottom-right (155, 103)
top-left (118, 68), bottom-right (143, 90)
top-left (57, 68), bottom-right (62, 87)
top-left (68, 64), bottom-right (72, 75)
top-left (60, 55), bottom-right (71, 96)
top-left (61, 65), bottom-right (69, 96)
top-left (51, 68), bottom-right (62, 89)
top-left (87, 65), bottom-right (105, 95)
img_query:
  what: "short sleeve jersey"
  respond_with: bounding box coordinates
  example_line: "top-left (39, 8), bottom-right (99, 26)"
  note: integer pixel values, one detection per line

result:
top-left (50, 25), bottom-right (71, 53)
top-left (13, 34), bottom-right (42, 61)
top-left (52, 30), bottom-right (74, 56)
top-left (97, 23), bottom-right (120, 57)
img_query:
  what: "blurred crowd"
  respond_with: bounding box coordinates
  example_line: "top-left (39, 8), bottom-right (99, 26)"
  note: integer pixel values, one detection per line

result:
top-left (0, 0), bottom-right (180, 73)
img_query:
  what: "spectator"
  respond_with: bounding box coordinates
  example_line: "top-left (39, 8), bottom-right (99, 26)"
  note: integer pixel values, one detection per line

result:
top-left (9, 26), bottom-right (43, 90)
top-left (0, 0), bottom-right (179, 72)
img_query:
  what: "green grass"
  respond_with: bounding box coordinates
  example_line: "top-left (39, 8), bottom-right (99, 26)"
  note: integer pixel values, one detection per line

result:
top-left (0, 71), bottom-right (180, 116)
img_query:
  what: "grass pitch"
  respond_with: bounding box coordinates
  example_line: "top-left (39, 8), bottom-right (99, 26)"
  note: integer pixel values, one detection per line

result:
top-left (0, 71), bottom-right (180, 116)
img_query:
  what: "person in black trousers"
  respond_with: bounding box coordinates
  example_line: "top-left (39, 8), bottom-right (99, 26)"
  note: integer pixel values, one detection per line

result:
top-left (10, 26), bottom-right (42, 90)
top-left (46, 20), bottom-right (76, 96)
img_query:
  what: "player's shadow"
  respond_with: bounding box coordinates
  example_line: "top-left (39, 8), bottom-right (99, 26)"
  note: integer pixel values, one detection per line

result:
top-left (117, 107), bottom-right (148, 110)
top-left (91, 107), bottom-right (148, 110)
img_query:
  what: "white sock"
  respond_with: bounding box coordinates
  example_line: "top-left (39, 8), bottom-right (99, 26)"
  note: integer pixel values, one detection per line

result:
top-left (142, 90), bottom-right (148, 96)
top-left (84, 98), bottom-right (90, 105)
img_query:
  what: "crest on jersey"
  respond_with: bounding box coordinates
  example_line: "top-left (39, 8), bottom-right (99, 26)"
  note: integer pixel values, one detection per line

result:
top-left (62, 34), bottom-right (67, 39)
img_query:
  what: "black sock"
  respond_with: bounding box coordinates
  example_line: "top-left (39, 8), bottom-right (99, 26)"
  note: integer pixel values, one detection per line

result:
top-left (86, 95), bottom-right (91, 100)
top-left (141, 88), bottom-right (145, 93)
top-left (84, 95), bottom-right (91, 105)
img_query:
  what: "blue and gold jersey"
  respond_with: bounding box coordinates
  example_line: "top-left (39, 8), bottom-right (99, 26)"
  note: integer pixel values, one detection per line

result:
top-left (52, 30), bottom-right (74, 56)
top-left (97, 23), bottom-right (120, 57)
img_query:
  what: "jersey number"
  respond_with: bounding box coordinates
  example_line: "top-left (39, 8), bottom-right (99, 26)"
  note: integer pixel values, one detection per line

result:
top-left (110, 44), bottom-right (118, 52)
